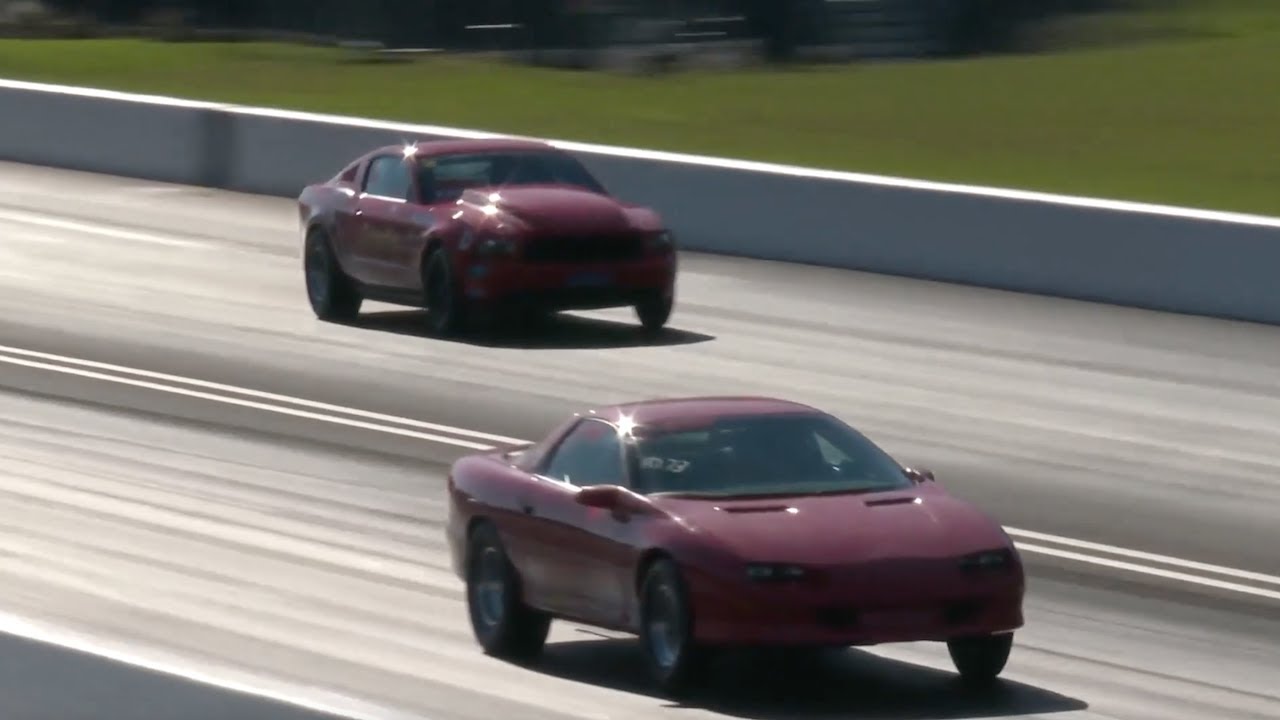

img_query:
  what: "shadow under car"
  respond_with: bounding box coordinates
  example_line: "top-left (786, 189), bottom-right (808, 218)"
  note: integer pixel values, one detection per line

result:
top-left (342, 309), bottom-right (716, 350)
top-left (526, 633), bottom-right (1089, 720)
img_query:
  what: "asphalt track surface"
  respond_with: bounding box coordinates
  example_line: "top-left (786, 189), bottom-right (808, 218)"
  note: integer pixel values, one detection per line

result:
top-left (0, 160), bottom-right (1276, 720)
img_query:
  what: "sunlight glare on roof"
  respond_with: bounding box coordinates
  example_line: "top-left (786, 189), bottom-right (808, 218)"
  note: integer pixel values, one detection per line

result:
top-left (616, 413), bottom-right (636, 438)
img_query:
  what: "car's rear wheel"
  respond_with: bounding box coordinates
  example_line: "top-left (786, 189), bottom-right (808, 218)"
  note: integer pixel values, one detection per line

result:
top-left (304, 228), bottom-right (362, 321)
top-left (634, 290), bottom-right (673, 333)
top-left (947, 633), bottom-right (1013, 685)
top-left (465, 523), bottom-right (551, 663)
top-left (638, 558), bottom-right (711, 696)
top-left (423, 251), bottom-right (469, 336)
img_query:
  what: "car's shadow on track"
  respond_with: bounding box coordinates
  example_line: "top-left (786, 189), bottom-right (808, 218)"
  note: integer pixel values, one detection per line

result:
top-left (342, 310), bottom-right (716, 350)
top-left (531, 635), bottom-right (1088, 719)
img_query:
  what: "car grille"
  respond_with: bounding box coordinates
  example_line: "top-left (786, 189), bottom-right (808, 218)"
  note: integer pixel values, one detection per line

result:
top-left (522, 233), bottom-right (647, 263)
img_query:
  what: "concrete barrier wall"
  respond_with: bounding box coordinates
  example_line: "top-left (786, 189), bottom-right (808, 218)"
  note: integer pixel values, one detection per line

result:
top-left (3, 78), bottom-right (1280, 326)
top-left (0, 84), bottom-right (223, 186)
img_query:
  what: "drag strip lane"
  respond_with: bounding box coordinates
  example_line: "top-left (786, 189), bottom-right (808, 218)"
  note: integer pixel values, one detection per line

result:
top-left (0, 342), bottom-right (522, 451)
top-left (4, 342), bottom-right (1278, 607)
top-left (2, 157), bottom-right (1278, 586)
top-left (2, 160), bottom-right (1280, 719)
top-left (0, 386), bottom-right (1277, 720)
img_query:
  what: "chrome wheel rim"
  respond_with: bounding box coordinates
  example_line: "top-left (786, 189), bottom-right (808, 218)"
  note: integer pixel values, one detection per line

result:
top-left (646, 582), bottom-right (683, 669)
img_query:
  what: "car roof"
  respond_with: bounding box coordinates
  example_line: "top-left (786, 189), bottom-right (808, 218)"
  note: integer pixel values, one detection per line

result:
top-left (367, 137), bottom-right (557, 160)
top-left (586, 396), bottom-right (826, 427)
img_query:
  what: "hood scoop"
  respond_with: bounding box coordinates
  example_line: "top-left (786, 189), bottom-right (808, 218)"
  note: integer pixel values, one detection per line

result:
top-left (864, 496), bottom-right (921, 508)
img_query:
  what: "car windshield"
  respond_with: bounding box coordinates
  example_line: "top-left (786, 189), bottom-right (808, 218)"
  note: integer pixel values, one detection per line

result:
top-left (626, 413), bottom-right (914, 499)
top-left (416, 150), bottom-right (607, 203)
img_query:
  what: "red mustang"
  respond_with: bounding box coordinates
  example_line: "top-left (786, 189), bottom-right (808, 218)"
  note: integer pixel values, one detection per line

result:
top-left (446, 397), bottom-right (1025, 694)
top-left (297, 139), bottom-right (677, 335)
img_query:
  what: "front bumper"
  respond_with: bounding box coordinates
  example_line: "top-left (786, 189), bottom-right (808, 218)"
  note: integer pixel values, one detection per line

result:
top-left (685, 566), bottom-right (1025, 648)
top-left (460, 254), bottom-right (675, 311)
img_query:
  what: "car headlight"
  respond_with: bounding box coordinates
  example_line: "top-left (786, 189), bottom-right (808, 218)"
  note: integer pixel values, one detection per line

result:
top-left (745, 562), bottom-right (806, 581)
top-left (959, 548), bottom-right (1014, 572)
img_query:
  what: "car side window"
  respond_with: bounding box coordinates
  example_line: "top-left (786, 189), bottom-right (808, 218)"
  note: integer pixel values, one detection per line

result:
top-left (363, 156), bottom-right (411, 200)
top-left (541, 419), bottom-right (624, 487)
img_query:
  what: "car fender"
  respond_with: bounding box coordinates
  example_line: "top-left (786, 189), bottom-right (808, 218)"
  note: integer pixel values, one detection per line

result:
top-left (624, 530), bottom-right (743, 633)
top-left (412, 220), bottom-right (471, 285)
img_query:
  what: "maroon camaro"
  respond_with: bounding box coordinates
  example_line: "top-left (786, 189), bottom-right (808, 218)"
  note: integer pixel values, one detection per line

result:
top-left (297, 139), bottom-right (677, 335)
top-left (446, 397), bottom-right (1025, 694)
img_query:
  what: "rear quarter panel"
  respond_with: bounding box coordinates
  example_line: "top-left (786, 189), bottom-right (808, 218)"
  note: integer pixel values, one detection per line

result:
top-left (298, 182), bottom-right (362, 270)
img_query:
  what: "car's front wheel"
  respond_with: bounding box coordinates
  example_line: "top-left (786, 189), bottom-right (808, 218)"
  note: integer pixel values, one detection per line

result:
top-left (423, 251), bottom-right (469, 336)
top-left (638, 558), bottom-right (711, 696)
top-left (947, 633), bottom-right (1013, 685)
top-left (304, 229), bottom-right (362, 321)
top-left (634, 290), bottom-right (673, 333)
top-left (465, 523), bottom-right (551, 663)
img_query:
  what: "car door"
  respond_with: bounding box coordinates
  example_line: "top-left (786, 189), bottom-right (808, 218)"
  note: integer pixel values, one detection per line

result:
top-left (525, 418), bottom-right (631, 624)
top-left (354, 154), bottom-right (419, 288)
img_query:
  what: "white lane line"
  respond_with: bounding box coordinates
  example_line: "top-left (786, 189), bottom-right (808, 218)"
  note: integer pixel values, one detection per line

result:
top-left (0, 208), bottom-right (206, 248)
top-left (1015, 543), bottom-right (1280, 602)
top-left (0, 610), bottom-right (423, 720)
top-left (0, 352), bottom-right (497, 451)
top-left (0, 343), bottom-right (526, 446)
top-left (2, 344), bottom-right (1277, 601)
top-left (1006, 527), bottom-right (1280, 587)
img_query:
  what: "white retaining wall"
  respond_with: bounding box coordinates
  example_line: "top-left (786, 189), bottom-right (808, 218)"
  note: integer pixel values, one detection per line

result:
top-left (2, 78), bottom-right (1279, 325)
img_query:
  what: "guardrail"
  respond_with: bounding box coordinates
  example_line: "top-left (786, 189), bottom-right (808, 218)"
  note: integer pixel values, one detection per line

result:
top-left (2, 77), bottom-right (1279, 326)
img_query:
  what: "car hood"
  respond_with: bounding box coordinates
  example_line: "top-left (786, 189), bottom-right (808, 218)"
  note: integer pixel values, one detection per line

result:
top-left (651, 489), bottom-right (1010, 565)
top-left (486, 185), bottom-right (656, 234)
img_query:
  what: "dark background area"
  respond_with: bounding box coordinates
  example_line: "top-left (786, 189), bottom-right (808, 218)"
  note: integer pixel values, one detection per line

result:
top-left (34, 0), bottom-right (1134, 61)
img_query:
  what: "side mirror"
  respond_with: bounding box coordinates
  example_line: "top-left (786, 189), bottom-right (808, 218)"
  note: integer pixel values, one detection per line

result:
top-left (904, 466), bottom-right (935, 483)
top-left (576, 484), bottom-right (625, 509)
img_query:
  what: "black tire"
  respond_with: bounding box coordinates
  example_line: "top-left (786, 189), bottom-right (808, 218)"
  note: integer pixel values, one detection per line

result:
top-left (634, 289), bottom-right (673, 333)
top-left (638, 558), bottom-right (711, 696)
top-left (304, 228), bottom-right (362, 321)
top-left (465, 523), bottom-right (551, 663)
top-left (423, 251), bottom-right (469, 336)
top-left (947, 633), bottom-right (1013, 685)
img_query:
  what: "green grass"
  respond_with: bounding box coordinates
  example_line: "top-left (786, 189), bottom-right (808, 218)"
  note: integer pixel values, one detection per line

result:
top-left (0, 0), bottom-right (1277, 215)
